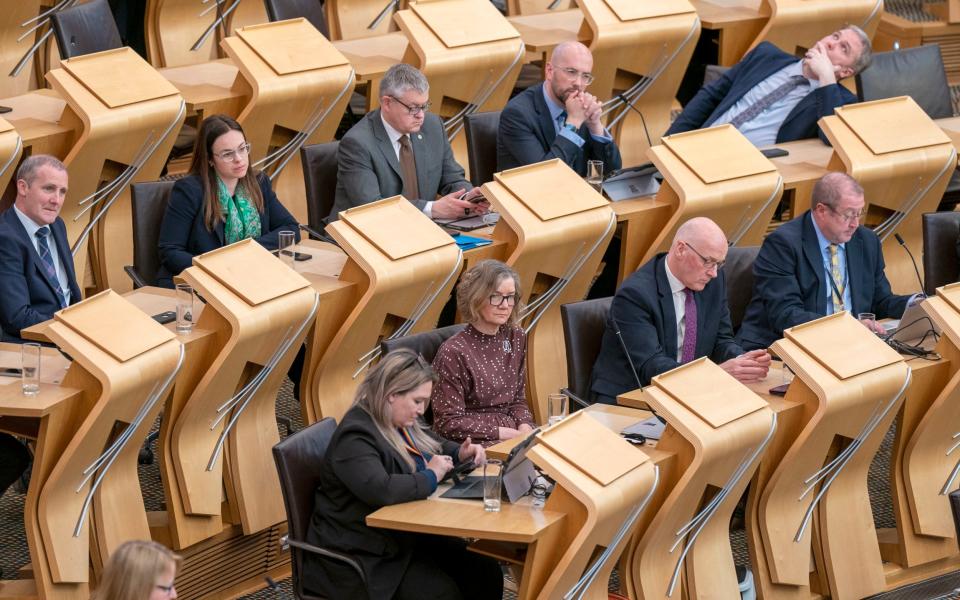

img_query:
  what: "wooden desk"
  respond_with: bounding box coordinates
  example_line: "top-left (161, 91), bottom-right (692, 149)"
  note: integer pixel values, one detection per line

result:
top-left (332, 33), bottom-right (409, 108)
top-left (507, 9), bottom-right (587, 55)
top-left (0, 90), bottom-right (74, 159)
top-left (159, 59), bottom-right (247, 118)
top-left (690, 0), bottom-right (769, 66)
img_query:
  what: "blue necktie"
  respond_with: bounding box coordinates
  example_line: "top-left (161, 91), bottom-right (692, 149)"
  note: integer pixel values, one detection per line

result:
top-left (557, 110), bottom-right (567, 132)
top-left (729, 75), bottom-right (808, 129)
top-left (35, 227), bottom-right (67, 309)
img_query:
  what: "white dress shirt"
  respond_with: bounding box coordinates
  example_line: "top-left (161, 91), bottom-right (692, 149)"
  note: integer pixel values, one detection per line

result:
top-left (663, 260), bottom-right (687, 362)
top-left (13, 204), bottom-right (72, 305)
top-left (380, 113), bottom-right (435, 217)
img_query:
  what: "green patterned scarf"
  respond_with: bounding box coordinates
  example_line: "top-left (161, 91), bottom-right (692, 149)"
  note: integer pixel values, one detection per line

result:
top-left (216, 176), bottom-right (261, 244)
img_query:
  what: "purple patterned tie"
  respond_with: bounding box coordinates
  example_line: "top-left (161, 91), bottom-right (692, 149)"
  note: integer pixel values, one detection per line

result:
top-left (681, 288), bottom-right (697, 363)
top-left (35, 227), bottom-right (67, 309)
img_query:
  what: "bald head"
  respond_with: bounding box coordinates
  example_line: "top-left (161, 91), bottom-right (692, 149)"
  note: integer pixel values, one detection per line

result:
top-left (666, 217), bottom-right (728, 291)
top-left (551, 41), bottom-right (592, 65)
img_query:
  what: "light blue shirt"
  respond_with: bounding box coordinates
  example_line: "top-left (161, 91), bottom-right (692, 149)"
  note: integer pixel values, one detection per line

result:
top-left (712, 61), bottom-right (819, 148)
top-left (13, 204), bottom-right (72, 306)
top-left (809, 215), bottom-right (851, 314)
top-left (541, 85), bottom-right (613, 148)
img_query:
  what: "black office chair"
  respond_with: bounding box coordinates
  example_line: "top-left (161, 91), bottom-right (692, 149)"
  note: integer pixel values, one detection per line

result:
top-left (722, 246), bottom-right (760, 333)
top-left (560, 297), bottom-right (612, 407)
top-left (263, 0), bottom-right (329, 37)
top-left (922, 211), bottom-right (960, 296)
top-left (464, 111), bottom-right (501, 187)
top-left (127, 179), bottom-right (178, 289)
top-left (300, 141), bottom-right (339, 233)
top-left (50, 0), bottom-right (123, 60)
top-left (273, 418), bottom-right (365, 600)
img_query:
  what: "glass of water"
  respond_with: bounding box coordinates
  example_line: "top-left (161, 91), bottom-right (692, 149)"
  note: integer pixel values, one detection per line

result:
top-left (278, 230), bottom-right (296, 268)
top-left (21, 343), bottom-right (40, 397)
top-left (483, 459), bottom-right (503, 512)
top-left (586, 160), bottom-right (604, 193)
top-left (547, 393), bottom-right (568, 426)
top-left (175, 283), bottom-right (194, 334)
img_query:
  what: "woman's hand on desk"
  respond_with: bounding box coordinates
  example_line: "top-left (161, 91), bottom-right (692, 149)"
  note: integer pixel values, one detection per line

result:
top-left (427, 454), bottom-right (455, 480)
top-left (517, 423), bottom-right (534, 435)
top-left (498, 426), bottom-right (521, 440)
top-left (458, 436), bottom-right (486, 466)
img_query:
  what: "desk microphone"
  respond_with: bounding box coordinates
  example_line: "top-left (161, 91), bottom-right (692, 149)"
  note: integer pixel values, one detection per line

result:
top-left (610, 312), bottom-right (666, 424)
top-left (616, 93), bottom-right (653, 149)
top-left (894, 233), bottom-right (925, 296)
top-left (299, 223), bottom-right (340, 247)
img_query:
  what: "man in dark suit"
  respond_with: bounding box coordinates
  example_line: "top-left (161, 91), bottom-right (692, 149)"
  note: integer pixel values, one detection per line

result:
top-left (590, 217), bottom-right (770, 404)
top-left (0, 155), bottom-right (80, 343)
top-left (737, 172), bottom-right (913, 350)
top-left (497, 41), bottom-right (622, 176)
top-left (666, 27), bottom-right (872, 147)
top-left (328, 63), bottom-right (488, 223)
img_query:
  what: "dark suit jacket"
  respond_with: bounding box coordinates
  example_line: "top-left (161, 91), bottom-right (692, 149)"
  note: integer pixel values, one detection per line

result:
top-left (303, 405), bottom-right (461, 600)
top-left (497, 83), bottom-right (623, 176)
top-left (590, 253), bottom-right (742, 400)
top-left (328, 110), bottom-right (472, 222)
top-left (0, 208), bottom-right (81, 342)
top-left (666, 42), bottom-right (857, 144)
top-left (736, 211), bottom-right (911, 350)
top-left (156, 173), bottom-right (298, 288)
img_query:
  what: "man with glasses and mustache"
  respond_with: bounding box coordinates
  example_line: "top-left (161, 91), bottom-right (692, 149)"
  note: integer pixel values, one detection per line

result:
top-left (667, 27), bottom-right (871, 147)
top-left (590, 217), bottom-right (770, 405)
top-left (497, 41), bottom-right (622, 176)
top-left (737, 172), bottom-right (914, 350)
top-left (328, 63), bottom-right (487, 222)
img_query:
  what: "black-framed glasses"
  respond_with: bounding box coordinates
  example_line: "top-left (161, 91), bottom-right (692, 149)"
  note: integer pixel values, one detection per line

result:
top-left (552, 65), bottom-right (595, 85)
top-left (489, 293), bottom-right (519, 307)
top-left (390, 96), bottom-right (431, 115)
top-left (212, 142), bottom-right (251, 162)
top-left (821, 203), bottom-right (865, 223)
top-left (684, 242), bottom-right (725, 270)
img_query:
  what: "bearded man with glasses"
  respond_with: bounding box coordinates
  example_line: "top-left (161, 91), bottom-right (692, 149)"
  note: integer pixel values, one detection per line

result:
top-left (497, 41), bottom-right (621, 176)
top-left (328, 63), bottom-right (487, 223)
top-left (590, 217), bottom-right (769, 405)
top-left (737, 172), bottom-right (915, 350)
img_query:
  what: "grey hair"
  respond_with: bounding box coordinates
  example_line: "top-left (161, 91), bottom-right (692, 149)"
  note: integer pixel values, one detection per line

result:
top-left (812, 172), bottom-right (863, 208)
top-left (379, 63), bottom-right (429, 98)
top-left (842, 25), bottom-right (872, 75)
top-left (16, 155), bottom-right (66, 185)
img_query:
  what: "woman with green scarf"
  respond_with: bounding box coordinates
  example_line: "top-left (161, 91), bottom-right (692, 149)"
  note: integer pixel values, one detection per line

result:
top-left (157, 114), bottom-right (299, 288)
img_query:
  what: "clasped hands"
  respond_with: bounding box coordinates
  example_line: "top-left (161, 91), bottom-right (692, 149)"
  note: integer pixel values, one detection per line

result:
top-left (719, 349), bottom-right (772, 383)
top-left (562, 90), bottom-right (605, 137)
top-left (433, 187), bottom-right (490, 220)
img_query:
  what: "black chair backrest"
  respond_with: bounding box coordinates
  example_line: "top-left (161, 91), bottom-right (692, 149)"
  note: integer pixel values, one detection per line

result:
top-left (263, 0), bottom-right (329, 37)
top-left (560, 297), bottom-right (612, 403)
top-left (379, 324), bottom-right (466, 364)
top-left (464, 111), bottom-right (501, 187)
top-left (856, 45), bottom-right (953, 120)
top-left (722, 245), bottom-right (760, 332)
top-left (51, 0), bottom-right (123, 60)
top-left (272, 417), bottom-right (338, 597)
top-left (922, 211), bottom-right (960, 296)
top-left (130, 180), bottom-right (177, 288)
top-left (300, 141), bottom-right (339, 232)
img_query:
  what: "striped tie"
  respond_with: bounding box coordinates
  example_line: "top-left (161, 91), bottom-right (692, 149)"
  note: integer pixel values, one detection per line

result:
top-left (681, 288), bottom-right (697, 363)
top-left (828, 243), bottom-right (845, 313)
top-left (35, 227), bottom-right (67, 309)
top-left (728, 75), bottom-right (808, 129)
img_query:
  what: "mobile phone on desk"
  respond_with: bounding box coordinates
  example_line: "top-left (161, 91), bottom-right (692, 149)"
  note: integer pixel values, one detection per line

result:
top-left (0, 367), bottom-right (22, 377)
top-left (442, 461), bottom-right (476, 483)
top-left (769, 383), bottom-right (790, 396)
top-left (152, 311), bottom-right (176, 325)
top-left (281, 250), bottom-right (312, 261)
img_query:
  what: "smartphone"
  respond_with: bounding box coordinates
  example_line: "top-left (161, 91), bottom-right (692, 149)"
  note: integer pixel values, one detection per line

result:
top-left (769, 383), bottom-right (790, 396)
top-left (761, 147), bottom-right (789, 159)
top-left (281, 250), bottom-right (312, 261)
top-left (442, 461), bottom-right (476, 483)
top-left (0, 106), bottom-right (11, 114)
top-left (0, 367), bottom-right (22, 377)
top-left (152, 311), bottom-right (176, 325)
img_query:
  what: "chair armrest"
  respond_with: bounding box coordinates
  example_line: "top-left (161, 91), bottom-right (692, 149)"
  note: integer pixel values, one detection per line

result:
top-left (124, 265), bottom-right (147, 289)
top-left (284, 537), bottom-right (366, 583)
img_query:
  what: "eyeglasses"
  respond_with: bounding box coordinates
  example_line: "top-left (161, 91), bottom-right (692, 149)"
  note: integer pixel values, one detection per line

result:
top-left (822, 203), bottom-right (865, 223)
top-left (489, 293), bottom-right (519, 307)
top-left (155, 583), bottom-right (176, 596)
top-left (552, 65), bottom-right (595, 86)
top-left (390, 96), bottom-right (431, 116)
top-left (684, 242), bottom-right (725, 270)
top-left (212, 143), bottom-right (251, 162)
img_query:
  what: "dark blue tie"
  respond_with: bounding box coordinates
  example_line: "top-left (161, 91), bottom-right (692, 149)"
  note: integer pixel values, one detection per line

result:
top-left (35, 227), bottom-right (67, 309)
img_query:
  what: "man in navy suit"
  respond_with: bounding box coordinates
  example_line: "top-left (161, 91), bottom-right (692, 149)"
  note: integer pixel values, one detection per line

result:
top-left (497, 41), bottom-right (622, 176)
top-left (737, 172), bottom-right (913, 350)
top-left (666, 27), bottom-right (872, 147)
top-left (590, 217), bottom-right (770, 404)
top-left (0, 155), bottom-right (80, 343)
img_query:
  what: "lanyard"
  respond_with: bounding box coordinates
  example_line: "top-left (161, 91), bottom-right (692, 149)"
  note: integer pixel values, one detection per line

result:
top-left (399, 427), bottom-right (426, 460)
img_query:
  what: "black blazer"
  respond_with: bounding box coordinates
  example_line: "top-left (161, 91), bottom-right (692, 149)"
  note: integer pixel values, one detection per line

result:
top-left (303, 406), bottom-right (461, 600)
top-left (0, 208), bottom-right (81, 342)
top-left (590, 253), bottom-right (742, 399)
top-left (736, 211), bottom-right (911, 350)
top-left (156, 173), bottom-right (298, 288)
top-left (497, 83), bottom-right (623, 176)
top-left (666, 42), bottom-right (857, 144)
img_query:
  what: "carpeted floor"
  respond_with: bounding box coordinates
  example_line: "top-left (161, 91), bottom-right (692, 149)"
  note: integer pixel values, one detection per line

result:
top-left (1, 379), bottom-right (956, 598)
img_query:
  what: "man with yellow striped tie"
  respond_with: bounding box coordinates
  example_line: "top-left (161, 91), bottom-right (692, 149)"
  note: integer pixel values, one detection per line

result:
top-left (736, 172), bottom-right (915, 350)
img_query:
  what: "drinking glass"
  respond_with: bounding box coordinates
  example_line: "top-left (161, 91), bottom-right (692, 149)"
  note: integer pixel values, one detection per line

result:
top-left (175, 283), bottom-right (194, 334)
top-left (586, 160), bottom-right (604, 193)
top-left (21, 343), bottom-right (40, 397)
top-left (278, 231), bottom-right (296, 268)
top-left (547, 393), bottom-right (568, 426)
top-left (483, 459), bottom-right (503, 512)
